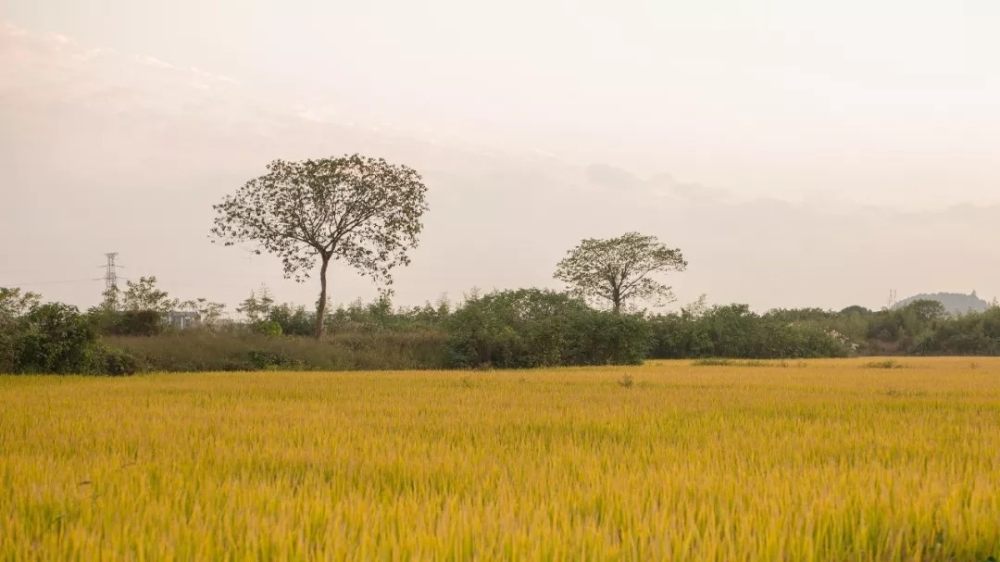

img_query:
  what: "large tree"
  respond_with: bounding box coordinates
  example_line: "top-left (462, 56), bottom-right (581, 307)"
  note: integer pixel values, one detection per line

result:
top-left (554, 232), bottom-right (686, 313)
top-left (211, 154), bottom-right (428, 338)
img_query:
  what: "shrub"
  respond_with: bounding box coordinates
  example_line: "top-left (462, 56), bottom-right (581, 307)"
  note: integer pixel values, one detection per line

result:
top-left (446, 289), bottom-right (649, 368)
top-left (92, 345), bottom-right (140, 376)
top-left (250, 320), bottom-right (284, 336)
top-left (244, 349), bottom-right (298, 370)
top-left (568, 311), bottom-right (649, 365)
top-left (106, 330), bottom-right (450, 372)
top-left (12, 303), bottom-right (101, 374)
top-left (110, 310), bottom-right (164, 336)
top-left (267, 304), bottom-right (314, 336)
top-left (863, 360), bottom-right (906, 369)
top-left (692, 358), bottom-right (733, 366)
top-left (912, 307), bottom-right (1000, 355)
top-left (649, 305), bottom-right (850, 359)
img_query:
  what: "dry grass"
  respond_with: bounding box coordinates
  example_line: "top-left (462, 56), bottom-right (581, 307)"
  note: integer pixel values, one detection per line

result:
top-left (2, 357), bottom-right (999, 560)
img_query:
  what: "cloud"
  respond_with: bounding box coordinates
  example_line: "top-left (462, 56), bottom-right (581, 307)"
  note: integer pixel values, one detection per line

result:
top-left (1, 19), bottom-right (997, 313)
top-left (586, 164), bottom-right (641, 190)
top-left (586, 164), bottom-right (728, 202)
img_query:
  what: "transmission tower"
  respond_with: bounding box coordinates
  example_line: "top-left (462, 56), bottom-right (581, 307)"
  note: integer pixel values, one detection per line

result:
top-left (100, 252), bottom-right (123, 311)
top-left (104, 252), bottom-right (119, 292)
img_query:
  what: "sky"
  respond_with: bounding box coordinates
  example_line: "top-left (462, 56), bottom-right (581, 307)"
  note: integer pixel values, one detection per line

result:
top-left (1, 0), bottom-right (999, 315)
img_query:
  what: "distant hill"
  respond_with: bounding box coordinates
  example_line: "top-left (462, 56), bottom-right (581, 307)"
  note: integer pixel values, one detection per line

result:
top-left (893, 291), bottom-right (992, 315)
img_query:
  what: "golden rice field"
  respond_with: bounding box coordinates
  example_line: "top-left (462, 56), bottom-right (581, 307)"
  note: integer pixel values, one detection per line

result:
top-left (2, 358), bottom-right (999, 561)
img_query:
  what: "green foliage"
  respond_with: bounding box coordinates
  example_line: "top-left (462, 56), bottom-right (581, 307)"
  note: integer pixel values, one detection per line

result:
top-left (912, 307), bottom-right (1000, 355)
top-left (107, 310), bottom-right (164, 336)
top-left (865, 300), bottom-right (949, 353)
top-left (178, 298), bottom-right (226, 326)
top-left (211, 154), bottom-right (429, 338)
top-left (1, 291), bottom-right (138, 375)
top-left (0, 288), bottom-right (41, 373)
top-left (12, 303), bottom-right (98, 373)
top-left (691, 359), bottom-right (803, 367)
top-left (243, 349), bottom-right (298, 370)
top-left (863, 360), bottom-right (906, 369)
top-left (568, 310), bottom-right (650, 365)
top-left (108, 331), bottom-right (450, 372)
top-left (691, 358), bottom-right (735, 366)
top-left (250, 320), bottom-right (284, 336)
top-left (122, 276), bottom-right (177, 315)
top-left (650, 299), bottom-right (1000, 359)
top-left (9, 282), bottom-right (1000, 376)
top-left (328, 296), bottom-right (449, 333)
top-left (554, 232), bottom-right (686, 312)
top-left (446, 289), bottom-right (648, 368)
top-left (238, 291), bottom-right (450, 337)
top-left (649, 304), bottom-right (850, 359)
top-left (267, 303), bottom-right (313, 336)
top-left (0, 287), bottom-right (40, 319)
top-left (92, 345), bottom-right (140, 376)
top-left (9, 303), bottom-right (106, 374)
top-left (237, 287), bottom-right (275, 324)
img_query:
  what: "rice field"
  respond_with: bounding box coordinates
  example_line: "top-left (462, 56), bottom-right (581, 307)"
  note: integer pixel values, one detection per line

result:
top-left (2, 358), bottom-right (999, 561)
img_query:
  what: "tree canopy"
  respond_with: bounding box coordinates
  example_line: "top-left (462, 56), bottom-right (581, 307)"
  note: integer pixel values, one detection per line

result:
top-left (554, 232), bottom-right (686, 313)
top-left (211, 154), bottom-right (428, 338)
top-left (122, 276), bottom-right (177, 314)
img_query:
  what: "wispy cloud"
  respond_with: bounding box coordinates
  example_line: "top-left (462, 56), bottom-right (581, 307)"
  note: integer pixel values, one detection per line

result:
top-left (1, 19), bottom-right (997, 312)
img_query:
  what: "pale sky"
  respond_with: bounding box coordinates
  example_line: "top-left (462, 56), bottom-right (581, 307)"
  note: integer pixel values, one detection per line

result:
top-left (1, 1), bottom-right (999, 314)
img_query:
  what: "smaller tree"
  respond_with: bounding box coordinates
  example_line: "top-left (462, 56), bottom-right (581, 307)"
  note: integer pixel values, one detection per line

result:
top-left (237, 286), bottom-right (275, 324)
top-left (99, 285), bottom-right (120, 312)
top-left (554, 232), bottom-right (687, 313)
top-left (14, 303), bottom-right (99, 373)
top-left (0, 287), bottom-right (40, 321)
top-left (122, 276), bottom-right (177, 314)
top-left (1, 288), bottom-right (41, 372)
top-left (179, 298), bottom-right (227, 326)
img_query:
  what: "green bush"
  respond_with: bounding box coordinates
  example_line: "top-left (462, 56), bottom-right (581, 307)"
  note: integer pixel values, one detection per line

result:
top-left (0, 294), bottom-right (139, 375)
top-left (912, 307), bottom-right (1000, 355)
top-left (92, 345), bottom-right (140, 376)
top-left (12, 303), bottom-right (101, 374)
top-left (250, 320), bottom-right (284, 336)
top-left (446, 289), bottom-right (649, 368)
top-left (106, 330), bottom-right (450, 372)
top-left (244, 349), bottom-right (298, 370)
top-left (267, 304), bottom-right (314, 336)
top-left (567, 311), bottom-right (649, 365)
top-left (649, 304), bottom-right (849, 359)
top-left (109, 310), bottom-right (164, 336)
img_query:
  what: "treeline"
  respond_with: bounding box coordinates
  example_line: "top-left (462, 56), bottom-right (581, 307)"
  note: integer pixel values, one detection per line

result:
top-left (3, 284), bottom-right (1000, 375)
top-left (649, 298), bottom-right (1000, 358)
top-left (1, 286), bottom-right (649, 374)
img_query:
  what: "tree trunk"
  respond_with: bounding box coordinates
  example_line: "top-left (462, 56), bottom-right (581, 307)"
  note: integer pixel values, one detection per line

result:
top-left (612, 285), bottom-right (622, 314)
top-left (314, 256), bottom-right (330, 339)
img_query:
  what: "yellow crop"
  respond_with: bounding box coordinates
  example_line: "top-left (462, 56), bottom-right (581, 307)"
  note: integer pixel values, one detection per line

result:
top-left (2, 357), bottom-right (999, 561)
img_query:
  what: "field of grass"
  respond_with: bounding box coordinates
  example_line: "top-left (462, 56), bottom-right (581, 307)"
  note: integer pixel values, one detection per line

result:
top-left (2, 358), bottom-right (999, 561)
